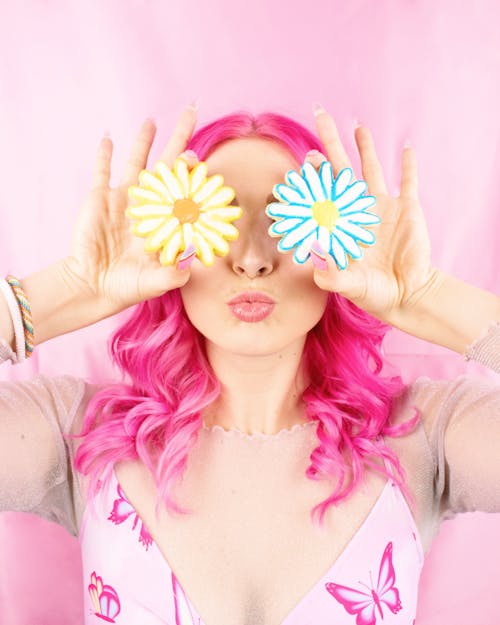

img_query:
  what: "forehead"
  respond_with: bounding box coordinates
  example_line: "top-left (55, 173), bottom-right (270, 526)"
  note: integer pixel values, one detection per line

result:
top-left (204, 137), bottom-right (300, 192)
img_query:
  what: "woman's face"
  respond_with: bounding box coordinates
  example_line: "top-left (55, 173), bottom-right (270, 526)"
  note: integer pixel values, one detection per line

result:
top-left (180, 137), bottom-right (329, 357)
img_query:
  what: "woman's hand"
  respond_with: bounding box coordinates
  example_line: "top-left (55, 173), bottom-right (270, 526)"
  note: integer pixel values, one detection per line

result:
top-left (305, 109), bottom-right (441, 326)
top-left (62, 106), bottom-right (200, 314)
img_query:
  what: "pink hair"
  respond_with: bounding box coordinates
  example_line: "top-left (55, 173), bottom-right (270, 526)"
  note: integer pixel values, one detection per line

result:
top-left (67, 110), bottom-right (421, 528)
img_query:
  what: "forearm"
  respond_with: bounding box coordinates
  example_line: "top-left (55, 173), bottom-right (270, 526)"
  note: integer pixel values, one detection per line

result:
top-left (0, 257), bottom-right (117, 350)
top-left (388, 269), bottom-right (500, 355)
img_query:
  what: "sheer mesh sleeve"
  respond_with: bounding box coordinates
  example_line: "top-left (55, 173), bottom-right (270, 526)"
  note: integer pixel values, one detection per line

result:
top-left (409, 320), bottom-right (500, 522)
top-left (0, 374), bottom-right (96, 536)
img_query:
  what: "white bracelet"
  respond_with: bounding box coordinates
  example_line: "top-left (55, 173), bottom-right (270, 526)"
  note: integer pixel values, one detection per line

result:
top-left (0, 278), bottom-right (26, 363)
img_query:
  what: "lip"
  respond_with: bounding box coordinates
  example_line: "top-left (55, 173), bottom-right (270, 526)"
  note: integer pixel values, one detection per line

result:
top-left (227, 291), bottom-right (276, 305)
top-left (227, 291), bottom-right (276, 322)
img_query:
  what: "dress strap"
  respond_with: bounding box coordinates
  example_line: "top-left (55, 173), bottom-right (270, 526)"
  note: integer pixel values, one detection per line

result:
top-left (378, 434), bottom-right (396, 483)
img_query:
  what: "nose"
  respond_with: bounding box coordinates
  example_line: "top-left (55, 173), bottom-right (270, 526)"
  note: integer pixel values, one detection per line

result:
top-left (230, 230), bottom-right (276, 278)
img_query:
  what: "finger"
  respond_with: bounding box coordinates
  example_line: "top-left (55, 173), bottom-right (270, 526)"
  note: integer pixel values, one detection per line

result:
top-left (159, 105), bottom-right (198, 167)
top-left (400, 144), bottom-right (418, 199)
top-left (314, 109), bottom-right (352, 176)
top-left (354, 125), bottom-right (388, 196)
top-left (92, 135), bottom-right (113, 190)
top-left (304, 149), bottom-right (328, 170)
top-left (178, 149), bottom-right (200, 170)
top-left (120, 118), bottom-right (157, 187)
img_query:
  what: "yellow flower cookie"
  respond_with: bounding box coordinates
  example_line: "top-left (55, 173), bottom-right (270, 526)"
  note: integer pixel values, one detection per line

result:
top-left (126, 156), bottom-right (242, 267)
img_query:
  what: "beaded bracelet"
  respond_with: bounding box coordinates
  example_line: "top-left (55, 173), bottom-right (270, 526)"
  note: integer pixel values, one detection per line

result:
top-left (0, 275), bottom-right (34, 363)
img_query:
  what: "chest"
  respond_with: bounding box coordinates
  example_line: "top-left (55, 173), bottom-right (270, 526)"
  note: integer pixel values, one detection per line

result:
top-left (79, 455), bottom-right (423, 625)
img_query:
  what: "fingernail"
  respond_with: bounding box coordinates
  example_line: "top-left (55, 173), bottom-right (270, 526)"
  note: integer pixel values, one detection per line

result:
top-left (312, 102), bottom-right (326, 117)
top-left (354, 119), bottom-right (362, 129)
top-left (103, 130), bottom-right (111, 137)
top-left (185, 150), bottom-right (198, 158)
top-left (404, 139), bottom-right (411, 148)
top-left (177, 244), bottom-right (196, 271)
top-left (187, 98), bottom-right (199, 112)
top-left (306, 149), bottom-right (321, 157)
top-left (310, 241), bottom-right (328, 271)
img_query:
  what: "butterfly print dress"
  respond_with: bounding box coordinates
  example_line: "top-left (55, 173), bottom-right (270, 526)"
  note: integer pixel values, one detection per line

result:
top-left (79, 449), bottom-right (423, 625)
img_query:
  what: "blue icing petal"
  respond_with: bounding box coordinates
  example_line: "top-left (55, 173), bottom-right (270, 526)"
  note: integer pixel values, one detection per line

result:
top-left (269, 217), bottom-right (304, 236)
top-left (333, 168), bottom-right (353, 197)
top-left (319, 161), bottom-right (334, 201)
top-left (339, 195), bottom-right (377, 215)
top-left (337, 222), bottom-right (376, 244)
top-left (300, 161), bottom-right (321, 203)
top-left (285, 170), bottom-right (314, 203)
top-left (266, 202), bottom-right (311, 219)
top-left (274, 183), bottom-right (310, 205)
top-left (335, 181), bottom-right (368, 209)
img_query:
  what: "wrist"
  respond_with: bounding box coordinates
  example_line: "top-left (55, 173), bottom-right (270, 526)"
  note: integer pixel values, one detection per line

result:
top-left (387, 268), bottom-right (500, 355)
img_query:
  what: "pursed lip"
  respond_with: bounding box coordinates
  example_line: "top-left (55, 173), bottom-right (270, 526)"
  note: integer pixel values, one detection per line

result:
top-left (227, 291), bottom-right (276, 305)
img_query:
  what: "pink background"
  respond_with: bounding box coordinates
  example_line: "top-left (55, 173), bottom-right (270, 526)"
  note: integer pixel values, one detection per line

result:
top-left (0, 1), bottom-right (499, 622)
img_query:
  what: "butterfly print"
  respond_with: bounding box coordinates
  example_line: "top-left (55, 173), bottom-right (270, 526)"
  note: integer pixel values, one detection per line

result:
top-left (172, 572), bottom-right (203, 625)
top-left (325, 541), bottom-right (402, 625)
top-left (88, 570), bottom-right (121, 622)
top-left (108, 482), bottom-right (153, 550)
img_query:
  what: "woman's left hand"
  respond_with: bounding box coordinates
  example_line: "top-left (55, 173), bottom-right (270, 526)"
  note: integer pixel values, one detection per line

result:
top-left (306, 108), bottom-right (441, 326)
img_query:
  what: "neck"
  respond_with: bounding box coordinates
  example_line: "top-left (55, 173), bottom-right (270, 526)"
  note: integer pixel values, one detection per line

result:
top-left (202, 337), bottom-right (309, 435)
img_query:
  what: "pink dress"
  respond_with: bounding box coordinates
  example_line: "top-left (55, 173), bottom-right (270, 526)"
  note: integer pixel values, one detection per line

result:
top-left (79, 452), bottom-right (423, 624)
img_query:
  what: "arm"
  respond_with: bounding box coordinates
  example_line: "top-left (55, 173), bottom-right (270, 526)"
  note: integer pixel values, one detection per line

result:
top-left (387, 268), bottom-right (500, 365)
top-left (0, 256), bottom-right (118, 357)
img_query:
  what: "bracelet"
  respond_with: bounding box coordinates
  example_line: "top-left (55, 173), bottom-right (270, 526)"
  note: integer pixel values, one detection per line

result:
top-left (0, 277), bottom-right (26, 362)
top-left (6, 275), bottom-right (34, 360)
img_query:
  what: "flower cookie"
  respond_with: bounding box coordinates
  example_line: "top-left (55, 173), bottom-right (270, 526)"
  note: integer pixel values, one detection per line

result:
top-left (126, 156), bottom-right (242, 267)
top-left (266, 161), bottom-right (380, 270)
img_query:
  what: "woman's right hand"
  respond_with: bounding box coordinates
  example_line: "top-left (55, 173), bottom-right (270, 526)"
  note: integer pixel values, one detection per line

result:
top-left (62, 105), bottom-right (199, 314)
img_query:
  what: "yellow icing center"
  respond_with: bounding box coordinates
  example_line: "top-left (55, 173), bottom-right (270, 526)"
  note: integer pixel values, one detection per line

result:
top-left (173, 198), bottom-right (201, 224)
top-left (311, 200), bottom-right (340, 231)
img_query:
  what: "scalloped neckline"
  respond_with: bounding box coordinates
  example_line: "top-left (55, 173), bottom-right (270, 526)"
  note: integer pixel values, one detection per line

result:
top-left (201, 419), bottom-right (319, 440)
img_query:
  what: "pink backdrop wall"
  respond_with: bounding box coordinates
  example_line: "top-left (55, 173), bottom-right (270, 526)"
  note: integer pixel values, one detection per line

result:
top-left (0, 1), bottom-right (499, 622)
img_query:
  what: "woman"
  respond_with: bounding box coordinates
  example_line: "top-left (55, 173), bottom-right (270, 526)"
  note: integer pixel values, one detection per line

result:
top-left (1, 103), bottom-right (499, 624)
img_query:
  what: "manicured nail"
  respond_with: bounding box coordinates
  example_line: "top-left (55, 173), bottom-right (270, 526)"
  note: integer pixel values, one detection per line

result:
top-left (187, 98), bottom-right (199, 112)
top-left (306, 149), bottom-right (321, 157)
top-left (354, 119), bottom-right (362, 129)
top-left (185, 150), bottom-right (198, 158)
top-left (177, 244), bottom-right (196, 271)
top-left (312, 102), bottom-right (326, 117)
top-left (404, 139), bottom-right (411, 148)
top-left (310, 241), bottom-right (328, 271)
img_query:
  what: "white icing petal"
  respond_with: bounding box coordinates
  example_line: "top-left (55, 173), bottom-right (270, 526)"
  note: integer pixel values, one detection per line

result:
top-left (126, 203), bottom-right (173, 219)
top-left (302, 161), bottom-right (326, 201)
top-left (133, 216), bottom-right (165, 235)
top-left (335, 181), bottom-right (368, 209)
top-left (339, 195), bottom-right (376, 214)
top-left (192, 231), bottom-right (214, 266)
top-left (333, 168), bottom-right (353, 197)
top-left (337, 222), bottom-right (376, 244)
top-left (159, 228), bottom-right (183, 265)
top-left (182, 223), bottom-right (194, 247)
top-left (129, 187), bottom-right (163, 203)
top-left (284, 170), bottom-right (314, 203)
top-left (192, 174), bottom-right (224, 203)
top-left (174, 158), bottom-right (190, 196)
top-left (333, 227), bottom-right (363, 258)
top-left (205, 206), bottom-right (242, 220)
top-left (202, 186), bottom-right (235, 210)
top-left (278, 219), bottom-right (317, 250)
top-left (319, 161), bottom-right (334, 200)
top-left (266, 203), bottom-right (311, 219)
top-left (274, 183), bottom-right (311, 205)
top-left (269, 218), bottom-right (304, 236)
top-left (189, 162), bottom-right (208, 195)
top-left (138, 171), bottom-right (168, 197)
top-left (293, 230), bottom-right (318, 264)
top-left (145, 218), bottom-right (180, 251)
top-left (193, 221), bottom-right (230, 254)
top-left (318, 225), bottom-right (331, 252)
top-left (154, 162), bottom-right (183, 201)
top-left (199, 214), bottom-right (239, 238)
top-left (330, 233), bottom-right (348, 269)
